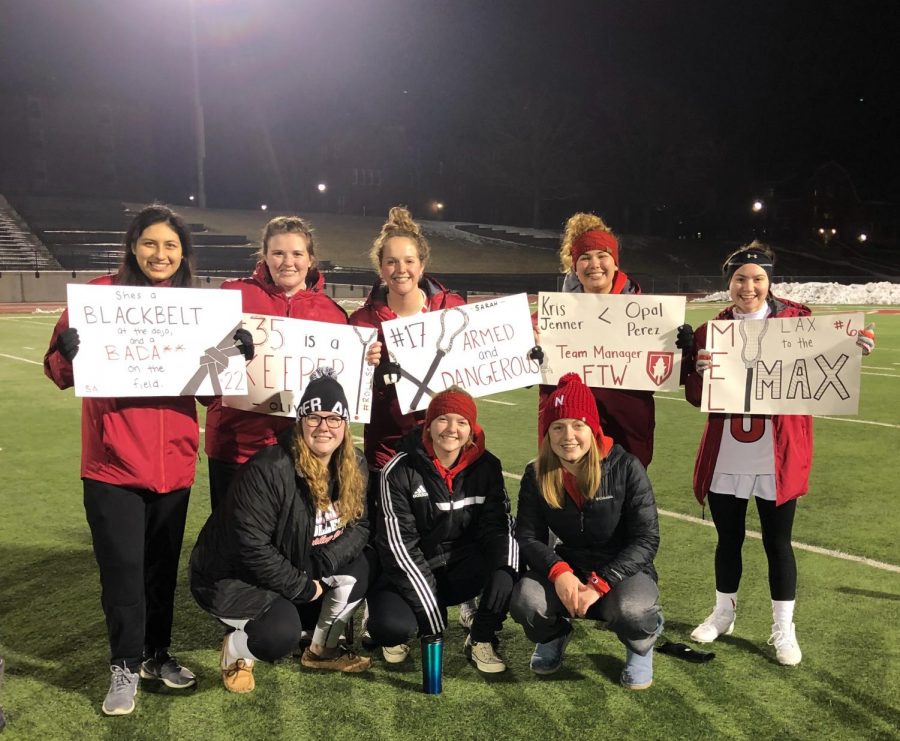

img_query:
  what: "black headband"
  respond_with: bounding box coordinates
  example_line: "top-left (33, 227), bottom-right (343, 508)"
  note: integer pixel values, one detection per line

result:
top-left (723, 250), bottom-right (774, 284)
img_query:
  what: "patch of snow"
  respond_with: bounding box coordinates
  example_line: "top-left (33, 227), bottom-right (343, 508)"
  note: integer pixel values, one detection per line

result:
top-left (693, 281), bottom-right (900, 305)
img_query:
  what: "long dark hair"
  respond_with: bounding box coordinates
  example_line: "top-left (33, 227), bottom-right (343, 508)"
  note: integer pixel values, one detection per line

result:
top-left (118, 205), bottom-right (194, 287)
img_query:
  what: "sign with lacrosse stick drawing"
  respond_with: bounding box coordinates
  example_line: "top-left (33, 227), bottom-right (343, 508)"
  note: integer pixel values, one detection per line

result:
top-left (537, 292), bottom-right (686, 391)
top-left (222, 314), bottom-right (378, 422)
top-left (700, 312), bottom-right (865, 415)
top-left (66, 283), bottom-right (246, 397)
top-left (382, 293), bottom-right (541, 413)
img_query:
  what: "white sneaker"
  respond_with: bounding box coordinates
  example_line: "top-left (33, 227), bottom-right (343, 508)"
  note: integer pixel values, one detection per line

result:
top-left (382, 644), bottom-right (410, 664)
top-left (690, 608), bottom-right (735, 643)
top-left (465, 635), bottom-right (506, 673)
top-left (458, 598), bottom-right (477, 631)
top-left (768, 622), bottom-right (802, 666)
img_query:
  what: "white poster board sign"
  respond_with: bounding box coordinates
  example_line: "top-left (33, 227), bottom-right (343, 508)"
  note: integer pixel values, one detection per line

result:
top-left (222, 315), bottom-right (377, 422)
top-left (382, 293), bottom-right (540, 413)
top-left (700, 312), bottom-right (865, 415)
top-left (67, 284), bottom-right (246, 397)
top-left (537, 292), bottom-right (686, 391)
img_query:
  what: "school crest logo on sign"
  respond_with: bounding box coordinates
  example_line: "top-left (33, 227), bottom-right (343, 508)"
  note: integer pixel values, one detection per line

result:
top-left (646, 352), bottom-right (674, 386)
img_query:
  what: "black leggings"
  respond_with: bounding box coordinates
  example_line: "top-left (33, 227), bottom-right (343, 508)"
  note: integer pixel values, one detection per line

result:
top-left (707, 492), bottom-right (797, 600)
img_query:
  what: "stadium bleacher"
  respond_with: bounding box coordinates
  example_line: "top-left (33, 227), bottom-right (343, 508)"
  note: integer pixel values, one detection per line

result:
top-left (5, 195), bottom-right (256, 276)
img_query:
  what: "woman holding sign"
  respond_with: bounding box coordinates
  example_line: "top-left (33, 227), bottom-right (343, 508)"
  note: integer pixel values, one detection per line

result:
top-left (677, 241), bottom-right (875, 666)
top-left (349, 207), bottom-right (472, 628)
top-left (44, 205), bottom-right (252, 716)
top-left (511, 373), bottom-right (663, 687)
top-left (191, 369), bottom-right (373, 691)
top-left (537, 213), bottom-right (656, 467)
top-left (204, 215), bottom-right (353, 510)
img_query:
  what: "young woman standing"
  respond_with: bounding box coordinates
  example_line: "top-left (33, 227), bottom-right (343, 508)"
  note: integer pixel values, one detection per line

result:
top-left (537, 213), bottom-right (656, 467)
top-left (44, 205), bottom-right (252, 715)
top-left (678, 241), bottom-right (875, 665)
top-left (204, 216), bottom-right (350, 510)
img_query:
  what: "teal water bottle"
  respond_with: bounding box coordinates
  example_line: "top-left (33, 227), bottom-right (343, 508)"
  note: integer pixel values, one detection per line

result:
top-left (420, 634), bottom-right (443, 694)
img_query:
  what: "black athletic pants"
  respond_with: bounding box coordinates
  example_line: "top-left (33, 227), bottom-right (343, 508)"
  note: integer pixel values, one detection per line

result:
top-left (707, 491), bottom-right (797, 600)
top-left (208, 458), bottom-right (241, 511)
top-left (366, 549), bottom-right (513, 645)
top-left (83, 478), bottom-right (190, 670)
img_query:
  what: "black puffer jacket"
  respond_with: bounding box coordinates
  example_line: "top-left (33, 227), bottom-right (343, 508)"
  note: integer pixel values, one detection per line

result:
top-left (516, 444), bottom-right (658, 586)
top-left (376, 428), bottom-right (518, 635)
top-left (190, 427), bottom-right (369, 620)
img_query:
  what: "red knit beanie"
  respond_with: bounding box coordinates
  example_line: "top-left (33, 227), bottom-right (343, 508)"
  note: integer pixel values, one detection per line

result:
top-left (571, 229), bottom-right (619, 267)
top-left (423, 387), bottom-right (479, 436)
top-left (539, 373), bottom-right (601, 440)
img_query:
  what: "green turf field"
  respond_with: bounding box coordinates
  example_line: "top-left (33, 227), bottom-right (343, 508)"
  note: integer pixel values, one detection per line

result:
top-left (0, 305), bottom-right (897, 739)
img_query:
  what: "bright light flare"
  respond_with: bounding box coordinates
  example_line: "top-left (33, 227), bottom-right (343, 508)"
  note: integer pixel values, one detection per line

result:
top-left (752, 200), bottom-right (763, 212)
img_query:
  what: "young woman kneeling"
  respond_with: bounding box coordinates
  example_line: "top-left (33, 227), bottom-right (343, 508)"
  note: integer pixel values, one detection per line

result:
top-left (368, 387), bottom-right (519, 675)
top-left (510, 373), bottom-right (663, 689)
top-left (190, 369), bottom-right (372, 692)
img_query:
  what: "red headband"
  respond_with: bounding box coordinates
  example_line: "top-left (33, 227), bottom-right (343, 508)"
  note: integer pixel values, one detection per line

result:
top-left (571, 230), bottom-right (619, 267)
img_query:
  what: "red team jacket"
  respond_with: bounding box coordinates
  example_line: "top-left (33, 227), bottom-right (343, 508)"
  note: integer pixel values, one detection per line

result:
top-left (44, 274), bottom-right (200, 493)
top-left (349, 276), bottom-right (465, 471)
top-left (684, 296), bottom-right (814, 507)
top-left (204, 262), bottom-right (348, 465)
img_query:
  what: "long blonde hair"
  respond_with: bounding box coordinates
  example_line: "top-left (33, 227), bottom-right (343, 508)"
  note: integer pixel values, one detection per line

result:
top-left (534, 434), bottom-right (604, 509)
top-left (369, 205), bottom-right (431, 273)
top-left (293, 429), bottom-right (365, 525)
top-left (559, 212), bottom-right (614, 274)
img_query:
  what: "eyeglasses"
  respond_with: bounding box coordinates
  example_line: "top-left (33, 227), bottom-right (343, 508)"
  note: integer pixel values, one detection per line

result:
top-left (302, 414), bottom-right (346, 430)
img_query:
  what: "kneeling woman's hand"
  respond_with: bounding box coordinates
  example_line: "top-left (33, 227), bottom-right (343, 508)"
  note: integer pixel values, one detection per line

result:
top-left (554, 572), bottom-right (583, 618)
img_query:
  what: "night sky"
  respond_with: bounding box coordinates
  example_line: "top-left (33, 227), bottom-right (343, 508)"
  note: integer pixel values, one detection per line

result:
top-left (1, 0), bottom-right (898, 219)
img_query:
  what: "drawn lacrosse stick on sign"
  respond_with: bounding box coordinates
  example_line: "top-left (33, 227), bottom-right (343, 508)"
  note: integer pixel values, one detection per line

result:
top-left (739, 318), bottom-right (768, 413)
top-left (408, 306), bottom-right (469, 409)
top-left (351, 326), bottom-right (378, 420)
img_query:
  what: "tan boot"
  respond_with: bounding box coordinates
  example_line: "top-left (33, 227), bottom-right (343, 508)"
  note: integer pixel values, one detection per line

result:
top-left (300, 647), bottom-right (371, 673)
top-left (221, 637), bottom-right (255, 693)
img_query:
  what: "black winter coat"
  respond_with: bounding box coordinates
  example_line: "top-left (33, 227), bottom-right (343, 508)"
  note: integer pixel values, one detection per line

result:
top-left (376, 428), bottom-right (518, 635)
top-left (190, 428), bottom-right (369, 620)
top-left (516, 444), bottom-right (658, 587)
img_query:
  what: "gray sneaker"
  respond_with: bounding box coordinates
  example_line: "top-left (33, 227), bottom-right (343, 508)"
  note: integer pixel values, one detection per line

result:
top-left (102, 664), bottom-right (139, 716)
top-left (140, 652), bottom-right (197, 689)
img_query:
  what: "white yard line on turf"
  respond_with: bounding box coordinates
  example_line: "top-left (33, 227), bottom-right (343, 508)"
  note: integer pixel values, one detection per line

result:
top-left (480, 398), bottom-right (516, 406)
top-left (500, 471), bottom-right (900, 573)
top-left (0, 353), bottom-right (41, 365)
top-left (655, 393), bottom-right (899, 428)
top-left (861, 372), bottom-right (899, 378)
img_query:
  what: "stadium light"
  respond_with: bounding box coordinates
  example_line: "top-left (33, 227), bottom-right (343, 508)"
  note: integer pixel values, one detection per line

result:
top-left (317, 183), bottom-right (328, 193)
top-left (752, 200), bottom-right (764, 212)
top-left (858, 233), bottom-right (867, 242)
top-left (188, 195), bottom-right (195, 202)
top-left (260, 204), bottom-right (268, 211)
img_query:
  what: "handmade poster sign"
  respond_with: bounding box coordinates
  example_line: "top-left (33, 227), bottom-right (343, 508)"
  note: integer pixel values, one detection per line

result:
top-left (700, 312), bottom-right (865, 415)
top-left (382, 293), bottom-right (540, 413)
top-left (537, 292), bottom-right (686, 391)
top-left (223, 315), bottom-right (378, 422)
top-left (66, 283), bottom-right (245, 397)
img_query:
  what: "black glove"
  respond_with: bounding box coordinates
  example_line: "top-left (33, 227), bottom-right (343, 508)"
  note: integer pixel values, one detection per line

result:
top-left (675, 324), bottom-right (695, 352)
top-left (233, 328), bottom-right (255, 361)
top-left (528, 345), bottom-right (544, 364)
top-left (57, 327), bottom-right (80, 362)
top-left (480, 567), bottom-right (516, 614)
top-left (376, 359), bottom-right (402, 387)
